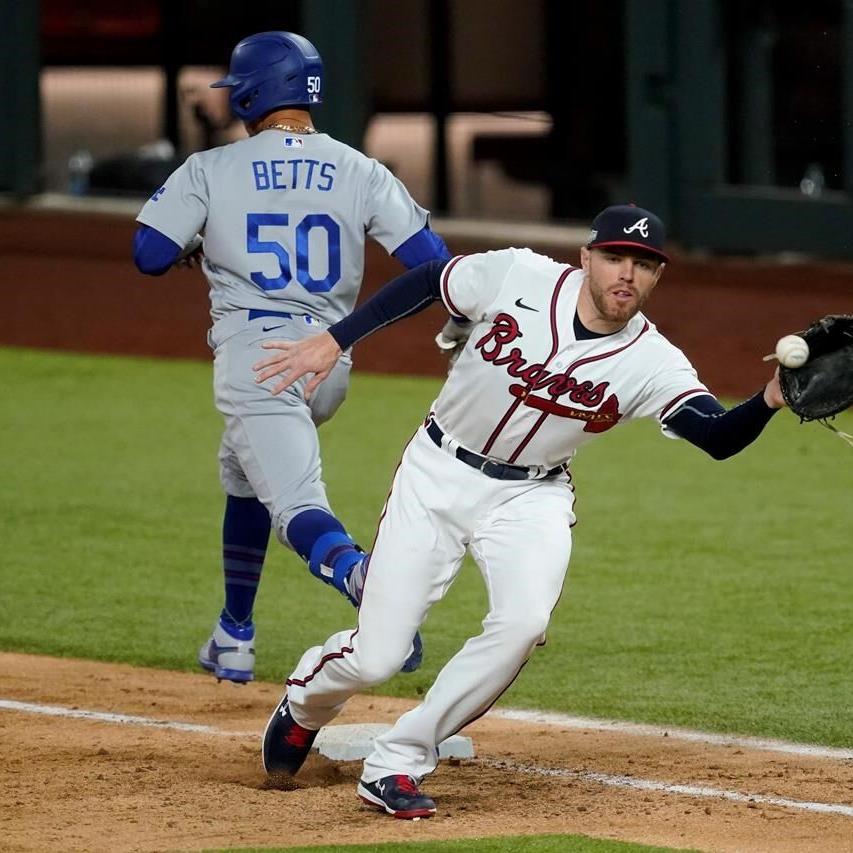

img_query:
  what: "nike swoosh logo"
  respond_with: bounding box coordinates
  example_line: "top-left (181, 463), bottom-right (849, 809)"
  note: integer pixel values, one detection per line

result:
top-left (514, 298), bottom-right (539, 312)
top-left (262, 324), bottom-right (286, 332)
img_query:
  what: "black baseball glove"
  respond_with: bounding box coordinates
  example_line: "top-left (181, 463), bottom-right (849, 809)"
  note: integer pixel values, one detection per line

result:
top-left (779, 314), bottom-right (853, 421)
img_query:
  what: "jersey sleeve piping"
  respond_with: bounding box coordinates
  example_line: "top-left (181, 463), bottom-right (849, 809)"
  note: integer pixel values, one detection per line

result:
top-left (439, 255), bottom-right (469, 320)
top-left (659, 387), bottom-right (712, 421)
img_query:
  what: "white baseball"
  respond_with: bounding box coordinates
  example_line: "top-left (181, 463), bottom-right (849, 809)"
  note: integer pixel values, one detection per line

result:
top-left (775, 334), bottom-right (809, 368)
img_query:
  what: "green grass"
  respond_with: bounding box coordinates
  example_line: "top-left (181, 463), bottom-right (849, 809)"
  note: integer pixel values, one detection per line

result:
top-left (1, 346), bottom-right (851, 747)
top-left (213, 835), bottom-right (695, 853)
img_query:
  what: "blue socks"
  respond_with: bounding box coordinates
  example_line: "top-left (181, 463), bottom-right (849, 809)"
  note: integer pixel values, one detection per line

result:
top-left (218, 501), bottom-right (364, 629)
top-left (286, 508), bottom-right (365, 606)
top-left (220, 495), bottom-right (271, 631)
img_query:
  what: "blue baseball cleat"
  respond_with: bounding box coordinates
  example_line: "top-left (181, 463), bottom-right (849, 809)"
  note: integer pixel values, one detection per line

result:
top-left (198, 619), bottom-right (255, 683)
top-left (400, 631), bottom-right (423, 674)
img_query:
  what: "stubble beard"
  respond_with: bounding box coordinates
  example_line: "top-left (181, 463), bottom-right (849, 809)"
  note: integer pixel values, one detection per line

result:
top-left (589, 279), bottom-right (646, 325)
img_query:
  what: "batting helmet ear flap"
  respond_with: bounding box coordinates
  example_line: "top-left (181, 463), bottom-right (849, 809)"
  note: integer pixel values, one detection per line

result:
top-left (211, 31), bottom-right (324, 121)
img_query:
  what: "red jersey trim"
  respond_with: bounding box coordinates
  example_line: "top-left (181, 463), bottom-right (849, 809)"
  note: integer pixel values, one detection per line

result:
top-left (507, 411), bottom-right (549, 462)
top-left (481, 265), bottom-right (575, 456)
top-left (506, 293), bottom-right (647, 462)
top-left (565, 319), bottom-right (650, 374)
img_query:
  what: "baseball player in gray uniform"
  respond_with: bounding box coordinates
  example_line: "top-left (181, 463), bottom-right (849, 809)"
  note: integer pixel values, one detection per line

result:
top-left (133, 31), bottom-right (449, 682)
top-left (251, 204), bottom-right (787, 818)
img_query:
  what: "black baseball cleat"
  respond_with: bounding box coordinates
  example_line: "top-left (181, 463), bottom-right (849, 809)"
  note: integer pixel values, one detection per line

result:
top-left (357, 774), bottom-right (437, 819)
top-left (262, 695), bottom-right (318, 776)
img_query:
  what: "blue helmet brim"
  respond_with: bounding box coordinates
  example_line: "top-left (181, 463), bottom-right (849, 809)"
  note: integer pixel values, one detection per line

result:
top-left (210, 75), bottom-right (238, 89)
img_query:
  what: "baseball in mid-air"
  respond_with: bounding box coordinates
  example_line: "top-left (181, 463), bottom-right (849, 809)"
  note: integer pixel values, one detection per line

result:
top-left (775, 334), bottom-right (810, 368)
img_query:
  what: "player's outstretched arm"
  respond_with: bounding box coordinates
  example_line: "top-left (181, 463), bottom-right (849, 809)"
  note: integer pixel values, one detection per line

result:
top-left (394, 229), bottom-right (466, 364)
top-left (665, 367), bottom-right (786, 461)
top-left (254, 259), bottom-right (449, 398)
top-left (253, 333), bottom-right (342, 398)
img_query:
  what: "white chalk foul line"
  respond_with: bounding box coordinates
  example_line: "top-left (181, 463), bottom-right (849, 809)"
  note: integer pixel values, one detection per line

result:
top-left (3, 697), bottom-right (852, 819)
top-left (484, 758), bottom-right (853, 818)
top-left (489, 708), bottom-right (853, 761)
top-left (0, 699), bottom-right (229, 734)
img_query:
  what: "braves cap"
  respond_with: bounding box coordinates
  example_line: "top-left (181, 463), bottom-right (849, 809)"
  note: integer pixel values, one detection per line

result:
top-left (586, 204), bottom-right (669, 262)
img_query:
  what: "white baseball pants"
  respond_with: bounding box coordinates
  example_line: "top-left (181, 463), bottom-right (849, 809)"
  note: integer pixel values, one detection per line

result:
top-left (284, 424), bottom-right (575, 782)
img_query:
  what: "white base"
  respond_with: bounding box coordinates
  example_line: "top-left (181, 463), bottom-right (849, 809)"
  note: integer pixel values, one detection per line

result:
top-left (313, 723), bottom-right (475, 762)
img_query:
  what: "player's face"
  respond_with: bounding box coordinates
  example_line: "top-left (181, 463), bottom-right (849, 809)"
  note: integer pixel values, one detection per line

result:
top-left (580, 247), bottom-right (664, 327)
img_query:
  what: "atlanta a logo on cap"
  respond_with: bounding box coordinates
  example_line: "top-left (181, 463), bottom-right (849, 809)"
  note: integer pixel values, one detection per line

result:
top-left (623, 217), bottom-right (650, 238)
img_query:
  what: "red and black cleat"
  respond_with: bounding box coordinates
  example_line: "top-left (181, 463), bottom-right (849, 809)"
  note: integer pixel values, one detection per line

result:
top-left (262, 696), bottom-right (318, 776)
top-left (357, 774), bottom-right (437, 819)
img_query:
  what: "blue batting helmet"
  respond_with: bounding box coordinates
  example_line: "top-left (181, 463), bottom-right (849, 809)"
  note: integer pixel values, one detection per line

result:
top-left (210, 31), bottom-right (323, 121)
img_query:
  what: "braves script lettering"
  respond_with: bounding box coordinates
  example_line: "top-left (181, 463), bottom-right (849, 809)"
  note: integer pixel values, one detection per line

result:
top-left (475, 313), bottom-right (622, 432)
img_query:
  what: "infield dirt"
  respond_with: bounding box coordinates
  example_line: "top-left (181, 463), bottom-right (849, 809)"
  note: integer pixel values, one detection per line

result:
top-left (1, 653), bottom-right (851, 853)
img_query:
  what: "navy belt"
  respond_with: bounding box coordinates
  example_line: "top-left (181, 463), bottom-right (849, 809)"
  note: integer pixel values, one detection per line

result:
top-left (425, 418), bottom-right (566, 481)
top-left (248, 308), bottom-right (319, 326)
top-left (248, 309), bottom-right (294, 321)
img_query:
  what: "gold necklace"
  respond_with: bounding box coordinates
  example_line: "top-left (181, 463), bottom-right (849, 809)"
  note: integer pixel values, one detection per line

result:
top-left (263, 122), bottom-right (318, 134)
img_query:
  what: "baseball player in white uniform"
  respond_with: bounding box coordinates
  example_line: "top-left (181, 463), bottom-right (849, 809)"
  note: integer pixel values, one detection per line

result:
top-left (253, 204), bottom-right (787, 818)
top-left (132, 31), bottom-right (449, 682)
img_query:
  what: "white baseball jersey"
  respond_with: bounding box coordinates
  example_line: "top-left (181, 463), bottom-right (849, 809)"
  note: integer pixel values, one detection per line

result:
top-left (284, 247), bottom-right (713, 788)
top-left (136, 130), bottom-right (429, 323)
top-left (434, 248), bottom-right (710, 468)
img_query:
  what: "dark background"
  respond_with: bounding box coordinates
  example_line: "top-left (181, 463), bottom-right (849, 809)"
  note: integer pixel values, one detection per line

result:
top-left (37, 0), bottom-right (847, 207)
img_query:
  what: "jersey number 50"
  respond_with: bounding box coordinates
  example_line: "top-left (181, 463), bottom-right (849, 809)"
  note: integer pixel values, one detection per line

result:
top-left (247, 212), bottom-right (341, 293)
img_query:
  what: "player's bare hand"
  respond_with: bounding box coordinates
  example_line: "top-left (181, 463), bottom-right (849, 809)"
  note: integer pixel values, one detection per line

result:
top-left (176, 247), bottom-right (204, 269)
top-left (175, 234), bottom-right (204, 269)
top-left (763, 366), bottom-right (786, 409)
top-left (253, 331), bottom-right (343, 398)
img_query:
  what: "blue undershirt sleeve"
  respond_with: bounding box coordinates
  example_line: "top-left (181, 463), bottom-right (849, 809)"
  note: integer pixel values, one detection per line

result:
top-left (328, 260), bottom-right (447, 350)
top-left (133, 224), bottom-right (183, 276)
top-left (392, 226), bottom-right (451, 269)
top-left (664, 392), bottom-right (778, 460)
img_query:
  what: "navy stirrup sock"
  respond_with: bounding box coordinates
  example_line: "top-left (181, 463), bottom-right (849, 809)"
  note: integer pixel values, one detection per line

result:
top-left (286, 508), bottom-right (365, 605)
top-left (221, 495), bottom-right (271, 630)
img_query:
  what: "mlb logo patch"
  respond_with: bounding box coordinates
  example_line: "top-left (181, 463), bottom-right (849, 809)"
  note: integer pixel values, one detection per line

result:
top-left (283, 136), bottom-right (304, 148)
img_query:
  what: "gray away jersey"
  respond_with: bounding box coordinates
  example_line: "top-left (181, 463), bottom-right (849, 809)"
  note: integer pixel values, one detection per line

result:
top-left (136, 130), bottom-right (429, 324)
